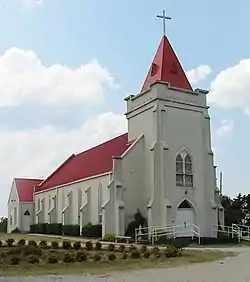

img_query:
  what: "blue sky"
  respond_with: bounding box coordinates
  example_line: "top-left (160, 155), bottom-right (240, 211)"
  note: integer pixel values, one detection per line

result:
top-left (1, 0), bottom-right (250, 215)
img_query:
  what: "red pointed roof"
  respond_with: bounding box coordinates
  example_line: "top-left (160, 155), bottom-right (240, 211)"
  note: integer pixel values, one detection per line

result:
top-left (15, 178), bottom-right (43, 202)
top-left (37, 133), bottom-right (133, 192)
top-left (141, 36), bottom-right (192, 92)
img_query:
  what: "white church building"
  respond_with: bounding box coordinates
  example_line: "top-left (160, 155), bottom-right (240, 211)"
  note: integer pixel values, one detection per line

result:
top-left (7, 32), bottom-right (224, 237)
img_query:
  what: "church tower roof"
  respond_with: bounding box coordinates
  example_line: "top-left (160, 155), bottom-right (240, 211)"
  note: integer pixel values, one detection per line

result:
top-left (141, 35), bottom-right (193, 93)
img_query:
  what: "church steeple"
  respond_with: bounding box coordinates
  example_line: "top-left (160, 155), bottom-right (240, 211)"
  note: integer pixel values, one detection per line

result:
top-left (141, 11), bottom-right (192, 93)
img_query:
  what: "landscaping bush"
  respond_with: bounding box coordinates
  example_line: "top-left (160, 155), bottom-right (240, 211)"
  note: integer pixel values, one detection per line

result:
top-left (119, 244), bottom-right (125, 252)
top-left (108, 252), bottom-right (116, 261)
top-left (28, 254), bottom-right (39, 264)
top-left (28, 240), bottom-right (37, 248)
top-left (165, 246), bottom-right (180, 258)
top-left (82, 223), bottom-right (102, 238)
top-left (47, 253), bottom-right (58, 264)
top-left (9, 255), bottom-right (20, 265)
top-left (153, 251), bottom-right (161, 258)
top-left (122, 252), bottom-right (128, 260)
top-left (39, 240), bottom-right (48, 249)
top-left (130, 250), bottom-right (140, 259)
top-left (46, 223), bottom-right (62, 235)
top-left (30, 223), bottom-right (48, 234)
top-left (151, 246), bottom-right (160, 254)
top-left (93, 253), bottom-right (101, 261)
top-left (76, 251), bottom-right (87, 262)
top-left (102, 234), bottom-right (115, 242)
top-left (73, 241), bottom-right (81, 250)
top-left (95, 241), bottom-right (102, 250)
top-left (143, 250), bottom-right (151, 259)
top-left (129, 245), bottom-right (137, 252)
top-left (108, 244), bottom-right (115, 252)
top-left (62, 225), bottom-right (80, 237)
top-left (0, 241), bottom-right (2, 247)
top-left (63, 253), bottom-right (74, 263)
top-left (23, 245), bottom-right (42, 257)
top-left (51, 241), bottom-right (59, 249)
top-left (17, 239), bottom-right (26, 246)
top-left (85, 241), bottom-right (93, 251)
top-left (7, 247), bottom-right (23, 256)
top-left (6, 238), bottom-right (14, 247)
top-left (140, 245), bottom-right (147, 253)
top-left (62, 240), bottom-right (71, 250)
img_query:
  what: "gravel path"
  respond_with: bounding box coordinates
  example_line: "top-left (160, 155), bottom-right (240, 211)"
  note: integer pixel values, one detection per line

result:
top-left (1, 247), bottom-right (249, 282)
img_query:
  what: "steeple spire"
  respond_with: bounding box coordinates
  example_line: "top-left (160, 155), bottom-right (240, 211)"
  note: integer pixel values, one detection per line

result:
top-left (140, 13), bottom-right (192, 93)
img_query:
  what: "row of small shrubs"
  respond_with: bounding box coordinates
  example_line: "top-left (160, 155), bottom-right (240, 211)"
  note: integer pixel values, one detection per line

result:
top-left (30, 223), bottom-right (80, 237)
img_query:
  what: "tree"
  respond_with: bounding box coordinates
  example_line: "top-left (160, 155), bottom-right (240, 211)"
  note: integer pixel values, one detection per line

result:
top-left (0, 217), bottom-right (7, 233)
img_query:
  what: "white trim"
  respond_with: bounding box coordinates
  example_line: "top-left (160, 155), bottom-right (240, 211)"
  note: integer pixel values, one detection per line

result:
top-left (34, 171), bottom-right (110, 195)
top-left (121, 134), bottom-right (144, 158)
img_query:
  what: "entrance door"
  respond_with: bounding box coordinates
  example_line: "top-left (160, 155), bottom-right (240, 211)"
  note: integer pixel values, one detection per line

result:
top-left (23, 210), bottom-right (32, 232)
top-left (175, 200), bottom-right (195, 237)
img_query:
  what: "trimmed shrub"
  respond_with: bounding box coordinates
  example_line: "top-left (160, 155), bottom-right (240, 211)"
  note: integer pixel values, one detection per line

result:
top-left (143, 250), bottom-right (150, 259)
top-left (119, 244), bottom-right (125, 252)
top-left (39, 240), bottom-right (48, 249)
top-left (30, 223), bottom-right (48, 234)
top-left (151, 246), bottom-right (160, 254)
top-left (108, 244), bottom-right (115, 252)
top-left (6, 238), bottom-right (14, 247)
top-left (63, 253), bottom-right (74, 263)
top-left (7, 247), bottom-right (23, 256)
top-left (73, 241), bottom-right (81, 250)
top-left (17, 239), bottom-right (26, 246)
top-left (23, 245), bottom-right (42, 257)
top-left (140, 245), bottom-right (147, 253)
top-left (76, 251), bottom-right (87, 262)
top-left (165, 246), bottom-right (180, 258)
top-left (130, 250), bottom-right (140, 259)
top-left (129, 245), bottom-right (137, 252)
top-left (9, 255), bottom-right (20, 265)
top-left (46, 223), bottom-right (62, 235)
top-left (47, 253), bottom-right (58, 264)
top-left (51, 241), bottom-right (59, 249)
top-left (85, 241), bottom-right (93, 251)
top-left (28, 254), bottom-right (39, 264)
top-left (102, 234), bottom-right (115, 242)
top-left (95, 241), bottom-right (102, 251)
top-left (93, 253), bottom-right (101, 261)
top-left (108, 252), bottom-right (116, 261)
top-left (62, 240), bottom-right (71, 250)
top-left (62, 225), bottom-right (80, 237)
top-left (81, 223), bottom-right (102, 238)
top-left (154, 251), bottom-right (161, 258)
top-left (28, 240), bottom-right (37, 248)
top-left (122, 252), bottom-right (128, 260)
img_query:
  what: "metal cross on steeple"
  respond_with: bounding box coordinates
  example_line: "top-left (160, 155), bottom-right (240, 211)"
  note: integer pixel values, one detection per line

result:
top-left (157, 10), bottom-right (171, 36)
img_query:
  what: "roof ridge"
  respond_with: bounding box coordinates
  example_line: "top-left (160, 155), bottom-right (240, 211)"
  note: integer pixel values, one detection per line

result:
top-left (38, 154), bottom-right (75, 188)
top-left (75, 132), bottom-right (127, 157)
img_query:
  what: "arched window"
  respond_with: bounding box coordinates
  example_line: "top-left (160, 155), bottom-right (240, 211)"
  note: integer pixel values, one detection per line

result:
top-left (184, 154), bottom-right (193, 187)
top-left (175, 152), bottom-right (193, 187)
top-left (176, 154), bottom-right (184, 187)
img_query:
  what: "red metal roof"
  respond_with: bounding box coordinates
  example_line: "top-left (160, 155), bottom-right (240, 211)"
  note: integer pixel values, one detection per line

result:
top-left (141, 36), bottom-right (192, 92)
top-left (15, 178), bottom-right (43, 202)
top-left (37, 133), bottom-right (133, 192)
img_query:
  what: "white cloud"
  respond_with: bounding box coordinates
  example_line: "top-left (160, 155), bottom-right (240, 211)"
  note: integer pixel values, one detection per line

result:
top-left (0, 111), bottom-right (127, 215)
top-left (208, 59), bottom-right (250, 112)
top-left (186, 65), bottom-right (212, 85)
top-left (0, 47), bottom-right (118, 106)
top-left (216, 120), bottom-right (234, 138)
top-left (22, 0), bottom-right (43, 8)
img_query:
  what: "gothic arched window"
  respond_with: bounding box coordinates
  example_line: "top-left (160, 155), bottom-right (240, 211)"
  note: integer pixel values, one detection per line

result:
top-left (176, 154), bottom-right (184, 187)
top-left (175, 152), bottom-right (193, 187)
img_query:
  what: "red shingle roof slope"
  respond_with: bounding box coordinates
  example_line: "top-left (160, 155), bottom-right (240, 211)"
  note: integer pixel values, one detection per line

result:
top-left (15, 178), bottom-right (43, 202)
top-left (37, 133), bottom-right (133, 192)
top-left (141, 36), bottom-right (192, 93)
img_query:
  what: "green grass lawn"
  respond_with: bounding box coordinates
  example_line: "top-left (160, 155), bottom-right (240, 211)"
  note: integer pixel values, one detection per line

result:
top-left (0, 250), bottom-right (237, 277)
